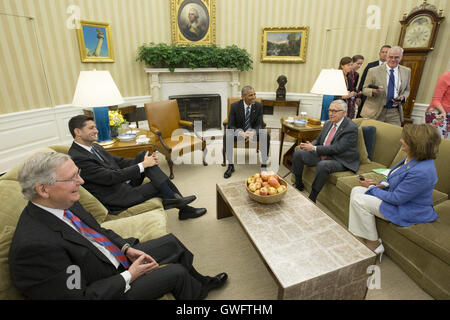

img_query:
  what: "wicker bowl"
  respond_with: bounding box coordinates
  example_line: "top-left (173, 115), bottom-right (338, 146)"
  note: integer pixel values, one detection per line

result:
top-left (246, 176), bottom-right (288, 204)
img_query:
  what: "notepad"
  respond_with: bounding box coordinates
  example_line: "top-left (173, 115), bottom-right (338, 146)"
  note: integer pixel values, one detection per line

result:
top-left (372, 168), bottom-right (390, 178)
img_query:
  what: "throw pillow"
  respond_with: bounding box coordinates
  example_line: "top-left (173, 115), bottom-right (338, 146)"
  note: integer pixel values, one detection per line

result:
top-left (357, 127), bottom-right (371, 164)
top-left (361, 126), bottom-right (376, 160)
top-left (0, 226), bottom-right (25, 299)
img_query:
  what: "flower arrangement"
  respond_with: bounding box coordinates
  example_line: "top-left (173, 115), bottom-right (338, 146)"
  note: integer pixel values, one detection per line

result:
top-left (108, 110), bottom-right (125, 128)
top-left (108, 110), bottom-right (125, 137)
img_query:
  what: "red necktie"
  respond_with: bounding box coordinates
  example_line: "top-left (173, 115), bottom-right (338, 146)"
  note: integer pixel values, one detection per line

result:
top-left (64, 209), bottom-right (130, 269)
top-left (322, 124), bottom-right (337, 160)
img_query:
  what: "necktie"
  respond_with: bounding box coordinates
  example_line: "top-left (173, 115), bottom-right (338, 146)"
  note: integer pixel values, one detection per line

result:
top-left (64, 209), bottom-right (130, 269)
top-left (386, 69), bottom-right (395, 108)
top-left (243, 106), bottom-right (251, 132)
top-left (91, 146), bottom-right (104, 162)
top-left (322, 124), bottom-right (337, 160)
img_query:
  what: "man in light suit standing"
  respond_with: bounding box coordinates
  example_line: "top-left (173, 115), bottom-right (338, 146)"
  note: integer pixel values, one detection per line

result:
top-left (291, 100), bottom-right (359, 203)
top-left (361, 46), bottom-right (411, 126)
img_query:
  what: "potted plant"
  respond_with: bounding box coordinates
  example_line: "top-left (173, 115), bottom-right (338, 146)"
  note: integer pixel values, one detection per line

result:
top-left (136, 43), bottom-right (253, 72)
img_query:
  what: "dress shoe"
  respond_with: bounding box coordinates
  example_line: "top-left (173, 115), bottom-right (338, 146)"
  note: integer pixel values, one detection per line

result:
top-left (224, 164), bottom-right (235, 179)
top-left (200, 272), bottom-right (228, 298)
top-left (178, 207), bottom-right (207, 220)
top-left (261, 164), bottom-right (267, 171)
top-left (162, 195), bottom-right (196, 210)
top-left (293, 182), bottom-right (304, 191)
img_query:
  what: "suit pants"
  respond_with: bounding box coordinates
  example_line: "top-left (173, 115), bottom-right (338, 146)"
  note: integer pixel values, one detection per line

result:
top-left (348, 186), bottom-right (389, 241)
top-left (291, 149), bottom-right (346, 194)
top-left (224, 129), bottom-right (270, 165)
top-left (129, 151), bottom-right (182, 201)
top-left (124, 234), bottom-right (204, 300)
top-left (377, 108), bottom-right (401, 126)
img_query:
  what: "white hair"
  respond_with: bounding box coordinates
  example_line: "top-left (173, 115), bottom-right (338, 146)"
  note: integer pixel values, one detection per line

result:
top-left (331, 99), bottom-right (348, 112)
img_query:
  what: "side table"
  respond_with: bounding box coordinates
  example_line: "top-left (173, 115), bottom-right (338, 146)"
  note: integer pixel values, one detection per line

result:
top-left (279, 117), bottom-right (322, 170)
top-left (103, 129), bottom-right (157, 158)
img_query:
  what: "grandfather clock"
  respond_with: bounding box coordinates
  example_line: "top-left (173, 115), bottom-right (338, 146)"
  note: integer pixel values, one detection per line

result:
top-left (397, 1), bottom-right (445, 124)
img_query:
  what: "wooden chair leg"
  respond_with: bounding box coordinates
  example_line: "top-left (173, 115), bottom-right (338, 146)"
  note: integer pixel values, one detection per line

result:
top-left (166, 156), bottom-right (174, 179)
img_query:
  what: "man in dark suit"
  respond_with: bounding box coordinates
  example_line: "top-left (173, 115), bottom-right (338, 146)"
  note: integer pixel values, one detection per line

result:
top-left (356, 45), bottom-right (391, 118)
top-left (223, 86), bottom-right (270, 178)
top-left (68, 115), bottom-right (206, 220)
top-left (291, 100), bottom-right (359, 203)
top-left (9, 151), bottom-right (227, 299)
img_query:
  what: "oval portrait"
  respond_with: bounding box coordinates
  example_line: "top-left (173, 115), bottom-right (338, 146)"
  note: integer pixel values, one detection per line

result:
top-left (177, 0), bottom-right (210, 42)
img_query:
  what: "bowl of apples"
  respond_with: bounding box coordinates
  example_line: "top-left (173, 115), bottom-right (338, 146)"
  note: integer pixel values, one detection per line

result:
top-left (246, 171), bottom-right (288, 204)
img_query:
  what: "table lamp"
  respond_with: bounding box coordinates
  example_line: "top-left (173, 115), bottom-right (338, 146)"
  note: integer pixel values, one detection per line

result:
top-left (72, 70), bottom-right (124, 144)
top-left (310, 69), bottom-right (348, 121)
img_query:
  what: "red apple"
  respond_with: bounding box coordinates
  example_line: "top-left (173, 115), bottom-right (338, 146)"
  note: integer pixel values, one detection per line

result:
top-left (254, 189), bottom-right (260, 195)
top-left (259, 187), bottom-right (268, 196)
top-left (277, 185), bottom-right (287, 193)
top-left (268, 187), bottom-right (277, 195)
top-left (260, 171), bottom-right (270, 181)
top-left (247, 177), bottom-right (255, 185)
top-left (254, 182), bottom-right (262, 190)
top-left (253, 173), bottom-right (261, 179)
top-left (268, 176), bottom-right (280, 188)
top-left (262, 181), bottom-right (269, 188)
top-left (248, 183), bottom-right (257, 192)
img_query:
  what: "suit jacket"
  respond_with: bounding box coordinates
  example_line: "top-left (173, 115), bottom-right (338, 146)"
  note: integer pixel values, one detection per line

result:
top-left (9, 201), bottom-right (138, 299)
top-left (366, 158), bottom-right (438, 227)
top-left (68, 142), bottom-right (147, 212)
top-left (361, 64), bottom-right (411, 122)
top-left (312, 117), bottom-right (360, 172)
top-left (228, 100), bottom-right (265, 132)
top-left (358, 60), bottom-right (380, 92)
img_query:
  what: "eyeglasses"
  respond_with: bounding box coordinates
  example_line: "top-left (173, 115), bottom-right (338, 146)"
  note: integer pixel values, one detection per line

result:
top-left (328, 109), bottom-right (344, 114)
top-left (56, 169), bottom-right (81, 184)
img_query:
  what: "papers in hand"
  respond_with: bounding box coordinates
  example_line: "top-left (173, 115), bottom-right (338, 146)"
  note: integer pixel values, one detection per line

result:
top-left (372, 168), bottom-right (390, 178)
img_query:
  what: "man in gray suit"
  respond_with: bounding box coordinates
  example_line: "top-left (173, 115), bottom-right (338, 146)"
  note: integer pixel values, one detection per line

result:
top-left (361, 46), bottom-right (411, 126)
top-left (291, 100), bottom-right (359, 203)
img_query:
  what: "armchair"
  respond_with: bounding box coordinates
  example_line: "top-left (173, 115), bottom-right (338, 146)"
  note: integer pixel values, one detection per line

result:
top-left (144, 100), bottom-right (207, 179)
top-left (222, 97), bottom-right (266, 166)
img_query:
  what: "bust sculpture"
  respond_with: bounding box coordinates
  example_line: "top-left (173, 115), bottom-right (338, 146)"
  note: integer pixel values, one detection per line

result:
top-left (276, 75), bottom-right (287, 101)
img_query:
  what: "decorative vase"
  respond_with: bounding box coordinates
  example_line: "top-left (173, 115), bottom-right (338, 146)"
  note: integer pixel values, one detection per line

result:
top-left (110, 126), bottom-right (119, 137)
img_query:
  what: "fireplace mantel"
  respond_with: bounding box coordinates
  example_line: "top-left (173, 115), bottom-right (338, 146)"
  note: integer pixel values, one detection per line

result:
top-left (145, 68), bottom-right (241, 123)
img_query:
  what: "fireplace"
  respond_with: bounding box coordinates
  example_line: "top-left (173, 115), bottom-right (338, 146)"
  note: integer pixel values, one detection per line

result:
top-left (169, 94), bottom-right (221, 131)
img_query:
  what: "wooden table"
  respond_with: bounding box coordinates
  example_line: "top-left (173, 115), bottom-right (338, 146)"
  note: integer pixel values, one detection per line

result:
top-left (102, 129), bottom-right (157, 158)
top-left (262, 99), bottom-right (300, 116)
top-left (279, 117), bottom-right (322, 170)
top-left (216, 181), bottom-right (376, 299)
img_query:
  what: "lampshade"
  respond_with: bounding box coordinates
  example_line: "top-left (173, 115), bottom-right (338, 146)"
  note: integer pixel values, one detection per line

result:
top-left (310, 69), bottom-right (348, 96)
top-left (72, 70), bottom-right (124, 107)
top-left (72, 70), bottom-right (124, 144)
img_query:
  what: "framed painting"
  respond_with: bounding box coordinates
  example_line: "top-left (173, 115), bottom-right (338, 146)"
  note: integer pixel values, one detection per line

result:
top-left (261, 26), bottom-right (309, 63)
top-left (171, 0), bottom-right (216, 45)
top-left (76, 20), bottom-right (114, 63)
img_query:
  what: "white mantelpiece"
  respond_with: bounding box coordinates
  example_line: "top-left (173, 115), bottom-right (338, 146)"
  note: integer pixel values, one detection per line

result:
top-left (145, 68), bottom-right (240, 123)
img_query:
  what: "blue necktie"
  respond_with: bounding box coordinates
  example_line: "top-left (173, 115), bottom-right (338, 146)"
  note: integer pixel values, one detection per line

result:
top-left (91, 146), bottom-right (104, 162)
top-left (386, 69), bottom-right (395, 108)
top-left (243, 106), bottom-right (251, 132)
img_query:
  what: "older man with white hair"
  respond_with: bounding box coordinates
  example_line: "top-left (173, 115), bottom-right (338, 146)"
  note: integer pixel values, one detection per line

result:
top-left (361, 46), bottom-right (411, 126)
top-left (291, 100), bottom-right (359, 203)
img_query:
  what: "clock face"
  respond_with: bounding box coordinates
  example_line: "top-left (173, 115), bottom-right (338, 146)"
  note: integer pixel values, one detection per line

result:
top-left (403, 15), bottom-right (433, 48)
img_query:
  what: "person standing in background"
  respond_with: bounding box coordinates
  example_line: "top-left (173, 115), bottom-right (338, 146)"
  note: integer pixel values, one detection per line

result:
top-left (425, 71), bottom-right (450, 139)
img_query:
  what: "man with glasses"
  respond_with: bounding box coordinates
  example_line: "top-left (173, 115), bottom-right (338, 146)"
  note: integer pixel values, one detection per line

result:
top-left (68, 115), bottom-right (206, 220)
top-left (361, 46), bottom-right (411, 126)
top-left (291, 100), bottom-right (359, 203)
top-left (9, 152), bottom-right (227, 299)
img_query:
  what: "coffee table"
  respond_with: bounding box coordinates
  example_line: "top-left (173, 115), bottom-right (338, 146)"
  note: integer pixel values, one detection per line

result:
top-left (216, 181), bottom-right (376, 299)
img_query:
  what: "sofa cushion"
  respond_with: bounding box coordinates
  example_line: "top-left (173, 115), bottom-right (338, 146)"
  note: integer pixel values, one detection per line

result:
top-left (361, 126), bottom-right (376, 160)
top-left (359, 119), bottom-right (402, 167)
top-left (101, 208), bottom-right (168, 242)
top-left (48, 145), bottom-right (70, 154)
top-left (0, 226), bottom-right (24, 299)
top-left (103, 197), bottom-right (164, 222)
top-left (0, 180), bottom-right (28, 230)
top-left (78, 186), bottom-right (108, 224)
top-left (357, 127), bottom-right (370, 165)
top-left (392, 201), bottom-right (450, 265)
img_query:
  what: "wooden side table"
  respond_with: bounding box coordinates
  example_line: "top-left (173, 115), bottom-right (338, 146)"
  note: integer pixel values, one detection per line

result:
top-left (103, 129), bottom-right (157, 158)
top-left (279, 117), bottom-right (322, 170)
top-left (262, 99), bottom-right (299, 115)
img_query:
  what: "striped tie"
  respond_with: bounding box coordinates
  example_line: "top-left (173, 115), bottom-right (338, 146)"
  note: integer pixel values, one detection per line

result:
top-left (64, 209), bottom-right (130, 269)
top-left (244, 106), bottom-right (251, 132)
top-left (91, 146), bottom-right (104, 162)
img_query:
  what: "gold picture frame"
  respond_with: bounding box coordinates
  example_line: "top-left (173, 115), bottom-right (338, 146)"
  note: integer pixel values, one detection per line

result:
top-left (171, 0), bottom-right (216, 45)
top-left (76, 20), bottom-right (114, 63)
top-left (261, 26), bottom-right (309, 63)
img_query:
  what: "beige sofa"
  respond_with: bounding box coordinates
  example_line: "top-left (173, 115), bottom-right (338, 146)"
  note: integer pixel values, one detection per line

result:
top-left (292, 119), bottom-right (450, 299)
top-left (0, 146), bottom-right (172, 299)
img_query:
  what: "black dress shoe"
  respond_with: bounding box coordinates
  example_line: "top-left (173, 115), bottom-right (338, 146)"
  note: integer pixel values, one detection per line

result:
top-left (178, 207), bottom-right (207, 220)
top-left (162, 195), bottom-right (196, 210)
top-left (293, 182), bottom-right (304, 191)
top-left (200, 272), bottom-right (228, 298)
top-left (224, 164), bottom-right (235, 178)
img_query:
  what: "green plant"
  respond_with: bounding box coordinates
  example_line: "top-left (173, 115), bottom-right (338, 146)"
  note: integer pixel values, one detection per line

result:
top-left (136, 43), bottom-right (253, 72)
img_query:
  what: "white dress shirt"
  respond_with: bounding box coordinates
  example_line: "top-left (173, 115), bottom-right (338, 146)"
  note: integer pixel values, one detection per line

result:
top-left (33, 202), bottom-right (131, 292)
top-left (385, 64), bottom-right (401, 99)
